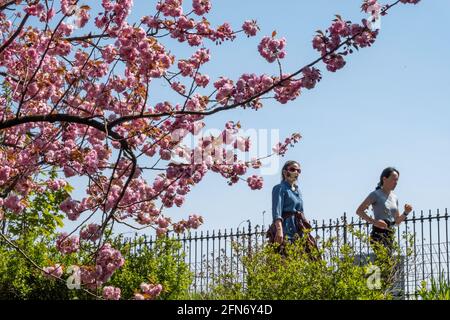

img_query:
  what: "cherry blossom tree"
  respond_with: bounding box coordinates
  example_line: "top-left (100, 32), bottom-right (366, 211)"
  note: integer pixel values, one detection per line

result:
top-left (0, 0), bottom-right (420, 299)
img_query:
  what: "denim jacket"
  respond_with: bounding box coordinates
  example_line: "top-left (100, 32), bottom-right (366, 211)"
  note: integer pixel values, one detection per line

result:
top-left (272, 180), bottom-right (304, 240)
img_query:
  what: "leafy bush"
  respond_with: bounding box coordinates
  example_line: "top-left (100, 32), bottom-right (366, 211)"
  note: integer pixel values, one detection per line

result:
top-left (417, 276), bottom-right (450, 300)
top-left (109, 236), bottom-right (193, 300)
top-left (0, 235), bottom-right (193, 300)
top-left (0, 181), bottom-right (88, 299)
top-left (0, 236), bottom-right (89, 299)
top-left (0, 183), bottom-right (409, 300)
top-left (2, 172), bottom-right (71, 241)
top-left (1, 175), bottom-right (193, 300)
top-left (203, 231), bottom-right (406, 300)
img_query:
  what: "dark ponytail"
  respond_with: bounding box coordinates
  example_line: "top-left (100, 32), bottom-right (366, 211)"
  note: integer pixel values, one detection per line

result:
top-left (376, 167), bottom-right (400, 190)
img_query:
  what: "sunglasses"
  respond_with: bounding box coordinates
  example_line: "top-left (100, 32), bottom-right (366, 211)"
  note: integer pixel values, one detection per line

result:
top-left (287, 167), bottom-right (301, 173)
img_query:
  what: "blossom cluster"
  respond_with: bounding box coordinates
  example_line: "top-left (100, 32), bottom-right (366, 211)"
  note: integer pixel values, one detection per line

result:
top-left (134, 283), bottom-right (163, 300)
top-left (43, 264), bottom-right (64, 279)
top-left (80, 223), bottom-right (102, 242)
top-left (102, 286), bottom-right (121, 300)
top-left (247, 175), bottom-right (264, 190)
top-left (173, 214), bottom-right (204, 234)
top-left (76, 243), bottom-right (125, 290)
top-left (258, 36), bottom-right (287, 63)
top-left (56, 233), bottom-right (80, 254)
top-left (95, 243), bottom-right (125, 283)
top-left (273, 133), bottom-right (302, 156)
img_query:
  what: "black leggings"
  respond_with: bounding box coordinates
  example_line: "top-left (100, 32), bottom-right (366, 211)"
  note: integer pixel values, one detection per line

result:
top-left (370, 226), bottom-right (395, 250)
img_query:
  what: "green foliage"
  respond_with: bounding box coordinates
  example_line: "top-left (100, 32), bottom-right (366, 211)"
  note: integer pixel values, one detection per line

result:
top-left (4, 171), bottom-right (70, 240)
top-left (0, 183), bottom-right (414, 300)
top-left (0, 234), bottom-right (193, 300)
top-left (108, 236), bottom-right (193, 300)
top-left (0, 177), bottom-right (94, 299)
top-left (203, 231), bottom-right (405, 300)
top-left (417, 276), bottom-right (450, 300)
top-left (0, 237), bottom-right (90, 300)
top-left (1, 176), bottom-right (193, 300)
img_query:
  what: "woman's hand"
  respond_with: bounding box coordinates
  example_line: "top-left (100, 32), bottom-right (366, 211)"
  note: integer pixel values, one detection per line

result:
top-left (298, 211), bottom-right (310, 225)
top-left (373, 219), bottom-right (388, 229)
top-left (275, 228), bottom-right (284, 244)
top-left (404, 204), bottom-right (413, 215)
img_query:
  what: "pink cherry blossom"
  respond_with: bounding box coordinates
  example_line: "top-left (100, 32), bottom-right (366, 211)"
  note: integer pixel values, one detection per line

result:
top-left (171, 82), bottom-right (186, 94)
top-left (247, 175), bottom-right (263, 190)
top-left (194, 74), bottom-right (210, 87)
top-left (186, 214), bottom-right (204, 229)
top-left (273, 133), bottom-right (302, 156)
top-left (329, 18), bottom-right (350, 37)
top-left (41, 8), bottom-right (56, 22)
top-left (0, 166), bottom-right (12, 184)
top-left (274, 75), bottom-right (302, 104)
top-left (47, 179), bottom-right (68, 191)
top-left (24, 3), bottom-right (45, 17)
top-left (156, 228), bottom-right (168, 238)
top-left (80, 223), bottom-right (102, 241)
top-left (362, 0), bottom-right (382, 20)
top-left (192, 0), bottom-right (212, 16)
top-left (43, 264), bottom-right (64, 279)
top-left (156, 0), bottom-right (183, 17)
top-left (134, 293), bottom-right (145, 300)
top-left (213, 23), bottom-right (235, 42)
top-left (234, 73), bottom-right (274, 105)
top-left (138, 282), bottom-right (163, 299)
top-left (214, 77), bottom-right (235, 104)
top-left (103, 286), bottom-right (121, 300)
top-left (324, 54), bottom-right (346, 72)
top-left (0, 0), bottom-right (420, 289)
top-left (233, 136), bottom-right (251, 152)
top-left (157, 217), bottom-right (170, 229)
top-left (312, 35), bottom-right (326, 52)
top-left (400, 0), bottom-right (420, 4)
top-left (56, 233), bottom-right (80, 254)
top-left (242, 20), bottom-right (259, 37)
top-left (95, 243), bottom-right (125, 283)
top-left (258, 36), bottom-right (287, 63)
top-left (160, 149), bottom-right (172, 161)
top-left (4, 195), bottom-right (25, 214)
top-left (301, 67), bottom-right (322, 90)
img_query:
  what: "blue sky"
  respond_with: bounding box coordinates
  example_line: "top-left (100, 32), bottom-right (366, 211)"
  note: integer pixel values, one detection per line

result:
top-left (63, 0), bottom-right (450, 236)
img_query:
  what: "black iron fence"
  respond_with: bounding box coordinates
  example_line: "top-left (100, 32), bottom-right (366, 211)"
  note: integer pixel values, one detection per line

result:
top-left (119, 208), bottom-right (450, 299)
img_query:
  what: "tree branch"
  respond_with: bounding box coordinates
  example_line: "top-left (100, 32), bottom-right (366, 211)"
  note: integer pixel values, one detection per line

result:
top-left (64, 33), bottom-right (111, 42)
top-left (106, 0), bottom-right (402, 129)
top-left (0, 233), bottom-right (102, 299)
top-left (0, 13), bottom-right (30, 55)
top-left (0, 0), bottom-right (16, 12)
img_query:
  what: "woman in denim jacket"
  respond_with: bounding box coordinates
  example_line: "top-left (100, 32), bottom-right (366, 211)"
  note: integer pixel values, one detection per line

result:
top-left (272, 160), bottom-right (309, 244)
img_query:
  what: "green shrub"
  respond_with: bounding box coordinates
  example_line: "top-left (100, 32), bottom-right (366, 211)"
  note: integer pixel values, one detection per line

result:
top-left (109, 236), bottom-right (193, 300)
top-left (417, 276), bottom-right (450, 300)
top-left (0, 236), bottom-right (90, 300)
top-left (0, 235), bottom-right (193, 300)
top-left (1, 173), bottom-right (193, 300)
top-left (203, 231), bottom-right (406, 300)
